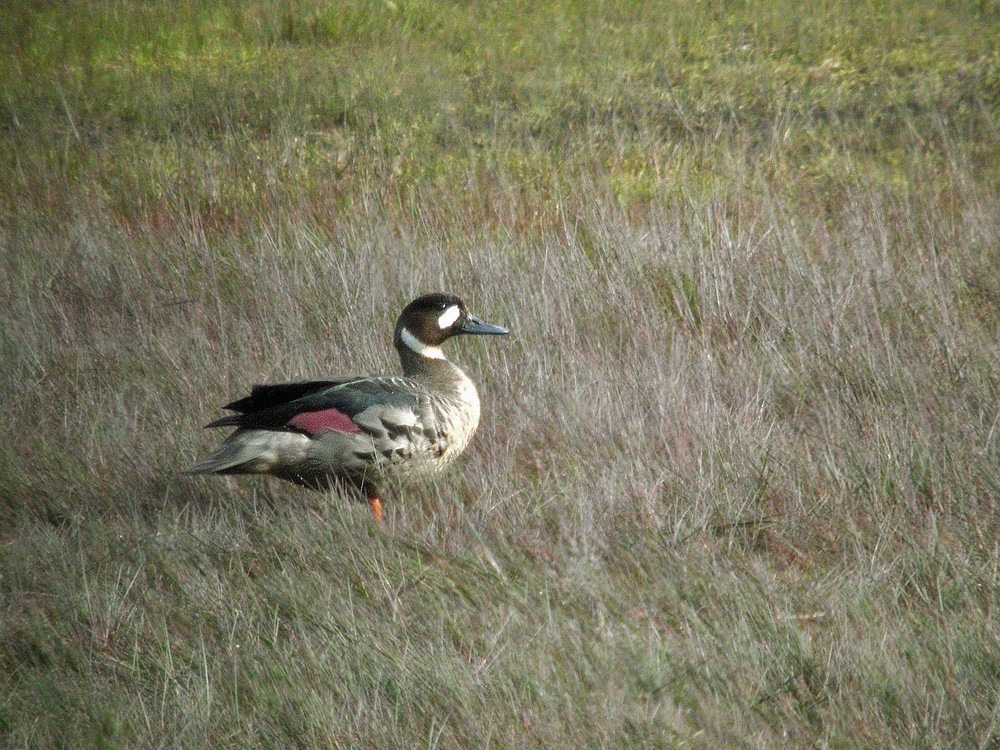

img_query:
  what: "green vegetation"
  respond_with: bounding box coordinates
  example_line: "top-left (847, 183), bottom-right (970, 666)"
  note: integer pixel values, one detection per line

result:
top-left (2, 0), bottom-right (997, 747)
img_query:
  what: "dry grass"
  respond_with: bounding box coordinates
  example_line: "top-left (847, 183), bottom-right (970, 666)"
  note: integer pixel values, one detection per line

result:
top-left (1, 1), bottom-right (998, 747)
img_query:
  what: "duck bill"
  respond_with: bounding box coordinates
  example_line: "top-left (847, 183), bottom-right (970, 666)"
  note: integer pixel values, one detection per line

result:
top-left (460, 316), bottom-right (509, 336)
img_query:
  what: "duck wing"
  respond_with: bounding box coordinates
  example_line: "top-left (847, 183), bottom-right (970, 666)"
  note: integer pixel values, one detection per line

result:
top-left (222, 377), bottom-right (368, 414)
top-left (207, 377), bottom-right (427, 441)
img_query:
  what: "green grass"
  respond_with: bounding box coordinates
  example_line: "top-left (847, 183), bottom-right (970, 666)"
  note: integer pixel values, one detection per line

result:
top-left (1, 0), bottom-right (998, 747)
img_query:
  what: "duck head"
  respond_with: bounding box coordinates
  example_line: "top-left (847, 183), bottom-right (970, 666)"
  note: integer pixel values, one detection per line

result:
top-left (394, 293), bottom-right (509, 360)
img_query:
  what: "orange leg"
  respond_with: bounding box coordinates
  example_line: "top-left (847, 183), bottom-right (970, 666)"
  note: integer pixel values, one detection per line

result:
top-left (368, 496), bottom-right (384, 523)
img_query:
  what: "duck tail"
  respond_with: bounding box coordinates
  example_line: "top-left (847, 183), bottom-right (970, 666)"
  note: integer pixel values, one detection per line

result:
top-left (184, 437), bottom-right (262, 476)
top-left (184, 429), bottom-right (309, 476)
top-left (184, 451), bottom-right (250, 476)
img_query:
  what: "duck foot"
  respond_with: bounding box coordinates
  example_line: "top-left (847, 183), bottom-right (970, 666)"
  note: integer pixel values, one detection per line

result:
top-left (368, 496), bottom-right (384, 523)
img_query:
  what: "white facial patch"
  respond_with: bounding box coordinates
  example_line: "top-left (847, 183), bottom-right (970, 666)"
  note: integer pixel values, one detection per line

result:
top-left (400, 327), bottom-right (444, 359)
top-left (437, 305), bottom-right (461, 330)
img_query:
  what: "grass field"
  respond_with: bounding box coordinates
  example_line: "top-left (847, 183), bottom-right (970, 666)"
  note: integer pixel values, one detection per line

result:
top-left (2, 0), bottom-right (998, 747)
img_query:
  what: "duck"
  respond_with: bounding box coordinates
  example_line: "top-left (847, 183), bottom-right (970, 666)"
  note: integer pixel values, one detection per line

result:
top-left (185, 293), bottom-right (509, 520)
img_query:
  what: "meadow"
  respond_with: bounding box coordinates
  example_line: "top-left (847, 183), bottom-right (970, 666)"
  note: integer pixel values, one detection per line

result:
top-left (1, 0), bottom-right (997, 747)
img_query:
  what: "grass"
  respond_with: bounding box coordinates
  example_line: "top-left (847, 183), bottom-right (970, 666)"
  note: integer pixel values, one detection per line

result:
top-left (1, 0), bottom-right (998, 747)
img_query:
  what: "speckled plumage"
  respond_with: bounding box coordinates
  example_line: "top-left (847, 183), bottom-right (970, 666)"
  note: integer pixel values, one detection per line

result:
top-left (185, 294), bottom-right (508, 518)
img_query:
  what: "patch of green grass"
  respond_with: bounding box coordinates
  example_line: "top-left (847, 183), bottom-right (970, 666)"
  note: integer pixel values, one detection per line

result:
top-left (2, 0), bottom-right (996, 225)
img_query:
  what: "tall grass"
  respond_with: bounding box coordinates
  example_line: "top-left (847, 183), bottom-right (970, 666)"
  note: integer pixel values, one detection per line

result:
top-left (1, 0), bottom-right (997, 747)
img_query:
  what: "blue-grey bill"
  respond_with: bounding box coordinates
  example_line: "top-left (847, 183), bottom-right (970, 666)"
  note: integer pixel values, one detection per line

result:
top-left (461, 316), bottom-right (509, 335)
